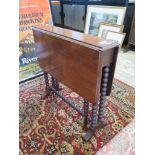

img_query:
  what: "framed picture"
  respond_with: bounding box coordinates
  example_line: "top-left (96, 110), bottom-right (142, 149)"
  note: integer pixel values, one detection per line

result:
top-left (84, 5), bottom-right (126, 36)
top-left (105, 31), bottom-right (126, 48)
top-left (98, 22), bottom-right (124, 38)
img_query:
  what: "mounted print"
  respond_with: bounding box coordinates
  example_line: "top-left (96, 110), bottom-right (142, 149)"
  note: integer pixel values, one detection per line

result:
top-left (98, 22), bottom-right (124, 38)
top-left (85, 5), bottom-right (126, 36)
top-left (105, 31), bottom-right (126, 48)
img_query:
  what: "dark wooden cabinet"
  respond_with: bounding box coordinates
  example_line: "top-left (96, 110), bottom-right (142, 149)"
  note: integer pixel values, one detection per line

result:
top-left (128, 14), bottom-right (135, 46)
top-left (50, 0), bottom-right (129, 32)
top-left (123, 3), bottom-right (134, 45)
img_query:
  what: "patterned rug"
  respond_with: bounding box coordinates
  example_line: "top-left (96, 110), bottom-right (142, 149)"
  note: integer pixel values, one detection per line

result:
top-left (19, 76), bottom-right (135, 155)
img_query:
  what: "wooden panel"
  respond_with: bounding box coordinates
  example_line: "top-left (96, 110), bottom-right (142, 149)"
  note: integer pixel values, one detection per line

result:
top-left (33, 30), bottom-right (102, 103)
top-left (129, 14), bottom-right (135, 46)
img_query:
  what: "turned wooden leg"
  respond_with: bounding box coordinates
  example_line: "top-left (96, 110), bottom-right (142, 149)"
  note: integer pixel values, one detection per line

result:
top-left (90, 104), bottom-right (98, 130)
top-left (98, 96), bottom-right (106, 123)
top-left (51, 77), bottom-right (59, 91)
top-left (82, 104), bottom-right (98, 141)
top-left (51, 77), bottom-right (55, 89)
top-left (98, 65), bottom-right (110, 124)
top-left (83, 100), bottom-right (89, 130)
top-left (41, 72), bottom-right (51, 99)
top-left (54, 79), bottom-right (59, 91)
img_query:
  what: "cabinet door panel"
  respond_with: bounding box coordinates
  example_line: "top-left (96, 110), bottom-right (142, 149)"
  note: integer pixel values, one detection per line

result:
top-left (64, 4), bottom-right (72, 28)
top-left (52, 5), bottom-right (61, 25)
top-left (72, 5), bottom-right (85, 31)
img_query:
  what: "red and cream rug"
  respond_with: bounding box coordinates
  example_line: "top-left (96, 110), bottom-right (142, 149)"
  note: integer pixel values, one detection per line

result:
top-left (19, 76), bottom-right (135, 155)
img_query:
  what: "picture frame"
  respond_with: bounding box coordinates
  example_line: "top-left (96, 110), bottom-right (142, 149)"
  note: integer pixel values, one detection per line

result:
top-left (105, 31), bottom-right (126, 48)
top-left (84, 5), bottom-right (126, 36)
top-left (98, 22), bottom-right (124, 38)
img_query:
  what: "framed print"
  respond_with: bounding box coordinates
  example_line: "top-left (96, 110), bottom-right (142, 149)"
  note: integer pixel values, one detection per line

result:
top-left (98, 22), bottom-right (124, 38)
top-left (84, 5), bottom-right (126, 36)
top-left (105, 31), bottom-right (126, 48)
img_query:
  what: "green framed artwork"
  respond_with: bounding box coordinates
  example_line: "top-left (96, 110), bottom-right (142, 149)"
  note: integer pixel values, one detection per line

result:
top-left (84, 5), bottom-right (126, 36)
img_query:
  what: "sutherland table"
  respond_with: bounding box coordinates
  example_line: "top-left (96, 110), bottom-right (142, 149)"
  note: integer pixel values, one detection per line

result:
top-left (32, 25), bottom-right (119, 141)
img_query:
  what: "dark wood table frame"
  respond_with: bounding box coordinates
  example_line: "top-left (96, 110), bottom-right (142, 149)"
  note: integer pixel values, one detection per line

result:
top-left (42, 65), bottom-right (109, 141)
top-left (32, 25), bottom-right (119, 141)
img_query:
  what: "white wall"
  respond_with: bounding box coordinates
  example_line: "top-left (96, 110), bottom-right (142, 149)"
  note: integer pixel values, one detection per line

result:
top-left (129, 0), bottom-right (135, 3)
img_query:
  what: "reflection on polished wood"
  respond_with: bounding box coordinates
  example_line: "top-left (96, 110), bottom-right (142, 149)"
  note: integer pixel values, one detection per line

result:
top-left (32, 25), bottom-right (119, 104)
top-left (33, 25), bottom-right (118, 49)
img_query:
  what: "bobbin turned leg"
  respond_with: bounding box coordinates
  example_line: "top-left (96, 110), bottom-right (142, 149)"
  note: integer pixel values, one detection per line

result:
top-left (98, 65), bottom-right (110, 125)
top-left (83, 100), bottom-right (89, 130)
top-left (41, 72), bottom-right (51, 99)
top-left (82, 104), bottom-right (98, 141)
top-left (98, 96), bottom-right (106, 124)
